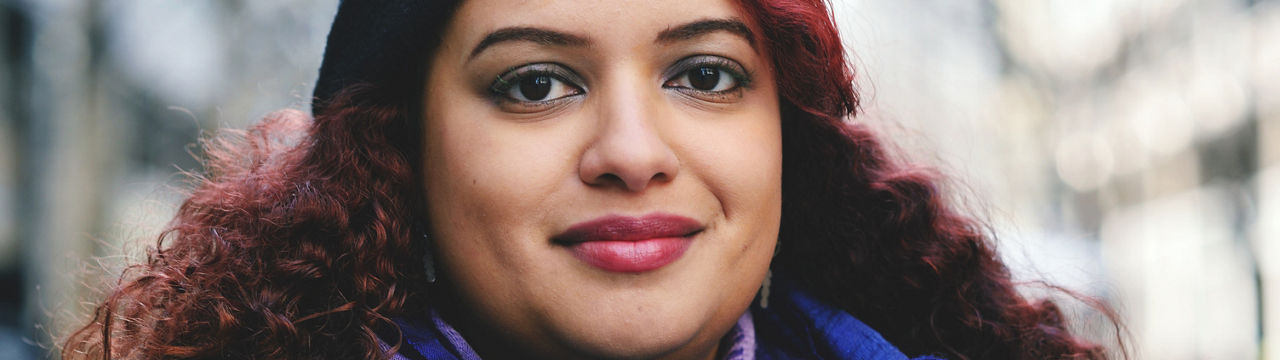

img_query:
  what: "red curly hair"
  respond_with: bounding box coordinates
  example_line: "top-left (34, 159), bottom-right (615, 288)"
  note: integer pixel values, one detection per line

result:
top-left (64, 0), bottom-right (1119, 359)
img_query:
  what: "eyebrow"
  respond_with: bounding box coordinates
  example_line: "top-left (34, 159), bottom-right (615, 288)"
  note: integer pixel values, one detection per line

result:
top-left (467, 18), bottom-right (755, 61)
top-left (656, 19), bottom-right (755, 47)
top-left (469, 27), bottom-right (590, 59)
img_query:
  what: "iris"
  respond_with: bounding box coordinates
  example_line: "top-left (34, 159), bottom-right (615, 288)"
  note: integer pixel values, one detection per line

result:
top-left (688, 67), bottom-right (720, 91)
top-left (520, 75), bottom-right (553, 100)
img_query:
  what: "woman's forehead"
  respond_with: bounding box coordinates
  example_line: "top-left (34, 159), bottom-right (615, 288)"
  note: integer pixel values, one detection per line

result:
top-left (445, 0), bottom-right (752, 47)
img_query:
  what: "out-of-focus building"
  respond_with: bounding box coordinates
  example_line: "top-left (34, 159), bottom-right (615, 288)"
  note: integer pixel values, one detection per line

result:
top-left (837, 0), bottom-right (1276, 358)
top-left (0, 0), bottom-right (1272, 358)
top-left (0, 0), bottom-right (338, 357)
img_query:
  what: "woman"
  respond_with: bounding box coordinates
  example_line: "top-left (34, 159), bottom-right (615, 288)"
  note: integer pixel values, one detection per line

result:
top-left (64, 0), bottom-right (1115, 359)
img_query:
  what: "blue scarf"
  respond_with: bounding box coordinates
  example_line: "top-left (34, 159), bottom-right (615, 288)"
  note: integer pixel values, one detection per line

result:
top-left (390, 277), bottom-right (943, 359)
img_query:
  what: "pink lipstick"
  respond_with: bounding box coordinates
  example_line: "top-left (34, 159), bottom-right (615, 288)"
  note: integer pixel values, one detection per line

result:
top-left (555, 214), bottom-right (703, 273)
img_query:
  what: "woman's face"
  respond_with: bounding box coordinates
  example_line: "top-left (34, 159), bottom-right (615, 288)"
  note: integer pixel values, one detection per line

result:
top-left (421, 0), bottom-right (781, 358)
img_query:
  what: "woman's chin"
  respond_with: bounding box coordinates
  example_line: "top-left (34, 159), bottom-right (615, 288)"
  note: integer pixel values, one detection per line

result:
top-left (527, 257), bottom-right (754, 359)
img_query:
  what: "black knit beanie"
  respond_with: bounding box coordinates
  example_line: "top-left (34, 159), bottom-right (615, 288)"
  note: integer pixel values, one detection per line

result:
top-left (311, 0), bottom-right (460, 115)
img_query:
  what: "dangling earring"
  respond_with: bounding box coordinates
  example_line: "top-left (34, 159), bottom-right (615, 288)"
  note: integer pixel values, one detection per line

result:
top-left (422, 232), bottom-right (437, 284)
top-left (759, 269), bottom-right (772, 309)
top-left (760, 240), bottom-right (780, 309)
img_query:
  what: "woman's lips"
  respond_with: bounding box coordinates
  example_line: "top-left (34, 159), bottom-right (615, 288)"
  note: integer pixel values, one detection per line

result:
top-left (554, 214), bottom-right (703, 273)
top-left (569, 239), bottom-right (691, 273)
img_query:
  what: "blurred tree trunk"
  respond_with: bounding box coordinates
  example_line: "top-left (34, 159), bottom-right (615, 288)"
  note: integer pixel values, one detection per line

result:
top-left (17, 0), bottom-right (113, 352)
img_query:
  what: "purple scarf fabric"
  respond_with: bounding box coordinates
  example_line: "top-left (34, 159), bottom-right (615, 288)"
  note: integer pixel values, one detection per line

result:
top-left (391, 309), bottom-right (757, 360)
top-left (386, 276), bottom-right (942, 359)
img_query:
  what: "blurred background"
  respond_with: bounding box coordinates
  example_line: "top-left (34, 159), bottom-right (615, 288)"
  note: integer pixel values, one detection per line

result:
top-left (0, 0), bottom-right (1273, 358)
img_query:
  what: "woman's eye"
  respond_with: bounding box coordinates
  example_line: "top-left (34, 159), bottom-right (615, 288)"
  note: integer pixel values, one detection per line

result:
top-left (508, 74), bottom-right (581, 101)
top-left (663, 56), bottom-right (750, 98)
top-left (492, 65), bottom-right (584, 104)
top-left (681, 66), bottom-right (736, 92)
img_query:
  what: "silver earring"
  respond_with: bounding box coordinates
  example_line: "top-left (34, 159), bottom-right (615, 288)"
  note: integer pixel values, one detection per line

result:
top-left (760, 269), bottom-right (772, 309)
top-left (760, 240), bottom-right (779, 309)
top-left (422, 232), bottom-right (437, 284)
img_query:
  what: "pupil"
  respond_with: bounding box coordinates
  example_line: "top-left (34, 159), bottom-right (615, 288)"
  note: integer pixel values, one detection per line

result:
top-left (520, 76), bottom-right (552, 100)
top-left (689, 67), bottom-right (720, 90)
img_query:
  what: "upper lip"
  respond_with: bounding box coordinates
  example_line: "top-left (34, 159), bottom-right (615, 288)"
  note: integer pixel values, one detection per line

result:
top-left (554, 213), bottom-right (704, 243)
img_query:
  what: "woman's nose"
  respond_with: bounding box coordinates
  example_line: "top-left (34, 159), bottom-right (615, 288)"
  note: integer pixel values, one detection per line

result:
top-left (577, 80), bottom-right (680, 192)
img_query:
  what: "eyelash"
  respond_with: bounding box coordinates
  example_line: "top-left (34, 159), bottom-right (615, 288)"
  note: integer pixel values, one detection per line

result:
top-left (488, 63), bottom-right (585, 111)
top-left (487, 55), bottom-right (754, 110)
top-left (662, 55), bottom-right (753, 101)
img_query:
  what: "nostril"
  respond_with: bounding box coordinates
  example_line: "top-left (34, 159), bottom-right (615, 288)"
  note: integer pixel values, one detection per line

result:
top-left (588, 171), bottom-right (672, 191)
top-left (592, 173), bottom-right (627, 188)
top-left (650, 172), bottom-right (671, 184)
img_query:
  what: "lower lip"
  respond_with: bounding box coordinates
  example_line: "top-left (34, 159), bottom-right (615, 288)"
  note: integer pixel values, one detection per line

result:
top-left (568, 237), bottom-right (691, 273)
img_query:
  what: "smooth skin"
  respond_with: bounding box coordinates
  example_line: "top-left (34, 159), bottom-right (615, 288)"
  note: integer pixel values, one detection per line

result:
top-left (421, 0), bottom-right (782, 359)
